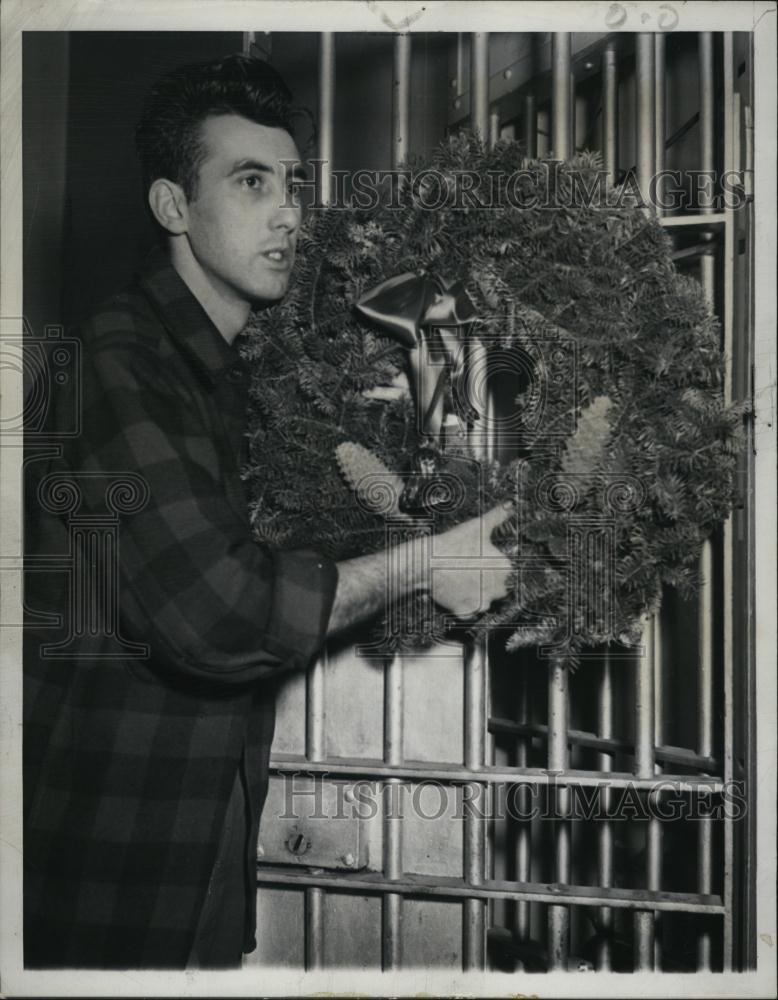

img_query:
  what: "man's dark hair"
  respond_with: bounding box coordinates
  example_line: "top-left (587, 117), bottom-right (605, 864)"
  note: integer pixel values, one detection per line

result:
top-left (135, 54), bottom-right (296, 201)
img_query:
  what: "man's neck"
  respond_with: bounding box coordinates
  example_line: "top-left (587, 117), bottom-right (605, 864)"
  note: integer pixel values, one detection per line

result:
top-left (168, 239), bottom-right (250, 346)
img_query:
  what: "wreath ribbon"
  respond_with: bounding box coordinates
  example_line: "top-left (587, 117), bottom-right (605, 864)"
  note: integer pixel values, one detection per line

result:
top-left (354, 271), bottom-right (479, 435)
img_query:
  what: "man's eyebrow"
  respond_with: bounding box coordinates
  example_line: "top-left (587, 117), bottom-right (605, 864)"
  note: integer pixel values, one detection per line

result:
top-left (227, 158), bottom-right (308, 181)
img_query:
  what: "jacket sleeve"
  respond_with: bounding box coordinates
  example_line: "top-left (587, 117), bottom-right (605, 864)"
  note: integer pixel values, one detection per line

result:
top-left (65, 325), bottom-right (338, 685)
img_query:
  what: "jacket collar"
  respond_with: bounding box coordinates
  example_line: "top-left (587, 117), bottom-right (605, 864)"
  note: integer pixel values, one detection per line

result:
top-left (137, 244), bottom-right (245, 386)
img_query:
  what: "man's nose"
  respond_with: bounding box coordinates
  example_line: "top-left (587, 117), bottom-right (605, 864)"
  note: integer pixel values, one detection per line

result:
top-left (270, 195), bottom-right (301, 232)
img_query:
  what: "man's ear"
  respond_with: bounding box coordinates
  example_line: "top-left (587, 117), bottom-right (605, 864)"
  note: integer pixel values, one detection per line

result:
top-left (147, 178), bottom-right (189, 235)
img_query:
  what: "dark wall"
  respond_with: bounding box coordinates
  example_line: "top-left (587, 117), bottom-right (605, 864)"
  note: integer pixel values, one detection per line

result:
top-left (61, 31), bottom-right (243, 327)
top-left (23, 31), bottom-right (453, 333)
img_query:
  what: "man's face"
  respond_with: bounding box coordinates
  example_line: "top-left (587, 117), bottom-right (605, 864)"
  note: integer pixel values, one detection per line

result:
top-left (183, 114), bottom-right (302, 307)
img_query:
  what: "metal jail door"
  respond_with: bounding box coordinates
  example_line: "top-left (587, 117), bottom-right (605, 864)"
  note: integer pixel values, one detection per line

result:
top-left (245, 29), bottom-right (755, 973)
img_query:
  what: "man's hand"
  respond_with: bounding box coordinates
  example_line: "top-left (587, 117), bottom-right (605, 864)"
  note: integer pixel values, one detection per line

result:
top-left (328, 503), bottom-right (515, 637)
top-left (430, 504), bottom-right (515, 619)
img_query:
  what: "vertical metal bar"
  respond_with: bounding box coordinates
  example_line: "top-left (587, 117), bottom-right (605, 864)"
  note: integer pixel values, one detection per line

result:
top-left (574, 91), bottom-right (587, 152)
top-left (721, 32), bottom-right (736, 971)
top-left (523, 93), bottom-right (537, 159)
top-left (652, 613), bottom-right (664, 969)
top-left (384, 37), bottom-right (410, 966)
top-left (596, 651), bottom-right (614, 971)
top-left (383, 656), bottom-right (404, 969)
top-left (697, 32), bottom-right (716, 971)
top-left (470, 32), bottom-right (489, 142)
top-left (698, 32), bottom-right (716, 299)
top-left (318, 33), bottom-right (335, 206)
top-left (305, 885), bottom-right (324, 969)
top-left (306, 658), bottom-right (325, 762)
top-left (515, 674), bottom-right (531, 943)
top-left (242, 31), bottom-right (255, 55)
top-left (699, 32), bottom-right (715, 211)
top-left (655, 33), bottom-right (666, 213)
top-left (636, 33), bottom-right (656, 211)
top-left (463, 640), bottom-right (487, 970)
top-left (602, 42), bottom-right (618, 186)
top-left (305, 644), bottom-right (326, 968)
top-left (463, 334), bottom-right (492, 967)
top-left (698, 540), bottom-right (715, 970)
top-left (489, 110), bottom-right (501, 149)
top-left (634, 615), bottom-right (656, 970)
top-left (537, 107), bottom-right (550, 158)
top-left (551, 34), bottom-right (572, 160)
top-left (392, 34), bottom-right (411, 170)
top-left (455, 32), bottom-right (465, 96)
top-left (547, 656), bottom-right (570, 971)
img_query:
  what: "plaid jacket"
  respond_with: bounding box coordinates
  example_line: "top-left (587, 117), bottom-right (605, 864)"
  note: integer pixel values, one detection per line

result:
top-left (23, 246), bottom-right (338, 968)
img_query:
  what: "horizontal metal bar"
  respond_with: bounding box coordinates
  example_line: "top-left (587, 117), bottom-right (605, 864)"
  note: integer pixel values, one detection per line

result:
top-left (489, 717), bottom-right (719, 773)
top-left (659, 213), bottom-right (727, 228)
top-left (268, 755), bottom-right (724, 792)
top-left (255, 869), bottom-right (725, 915)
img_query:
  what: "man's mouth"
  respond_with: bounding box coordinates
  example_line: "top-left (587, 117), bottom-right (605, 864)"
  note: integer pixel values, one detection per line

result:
top-left (262, 247), bottom-right (293, 267)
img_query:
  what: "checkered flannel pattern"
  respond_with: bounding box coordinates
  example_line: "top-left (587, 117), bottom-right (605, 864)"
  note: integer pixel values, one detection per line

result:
top-left (23, 247), bottom-right (338, 968)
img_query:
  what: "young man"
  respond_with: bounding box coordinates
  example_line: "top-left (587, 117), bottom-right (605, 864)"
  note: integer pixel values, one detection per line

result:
top-left (23, 54), bottom-right (512, 969)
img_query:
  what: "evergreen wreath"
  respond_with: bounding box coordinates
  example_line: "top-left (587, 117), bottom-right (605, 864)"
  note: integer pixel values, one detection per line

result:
top-left (240, 135), bottom-right (745, 667)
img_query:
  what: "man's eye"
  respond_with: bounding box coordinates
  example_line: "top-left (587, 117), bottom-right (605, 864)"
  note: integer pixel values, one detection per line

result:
top-left (242, 175), bottom-right (264, 190)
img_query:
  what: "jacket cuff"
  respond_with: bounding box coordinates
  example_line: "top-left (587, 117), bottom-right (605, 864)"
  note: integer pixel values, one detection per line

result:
top-left (263, 548), bottom-right (339, 670)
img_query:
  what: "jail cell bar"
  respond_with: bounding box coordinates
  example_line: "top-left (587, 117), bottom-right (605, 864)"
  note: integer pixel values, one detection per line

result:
top-left (252, 31), bottom-right (741, 973)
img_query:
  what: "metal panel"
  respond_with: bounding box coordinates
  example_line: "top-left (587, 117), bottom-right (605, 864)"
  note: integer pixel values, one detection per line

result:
top-left (324, 646), bottom-right (384, 758)
top-left (402, 899), bottom-right (463, 967)
top-left (259, 776), bottom-right (369, 871)
top-left (323, 893), bottom-right (382, 967)
top-left (403, 649), bottom-right (464, 762)
top-left (251, 887), bottom-right (305, 968)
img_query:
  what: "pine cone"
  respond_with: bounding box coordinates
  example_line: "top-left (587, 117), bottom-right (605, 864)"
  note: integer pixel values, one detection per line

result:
top-left (335, 442), bottom-right (410, 521)
top-left (560, 395), bottom-right (613, 487)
